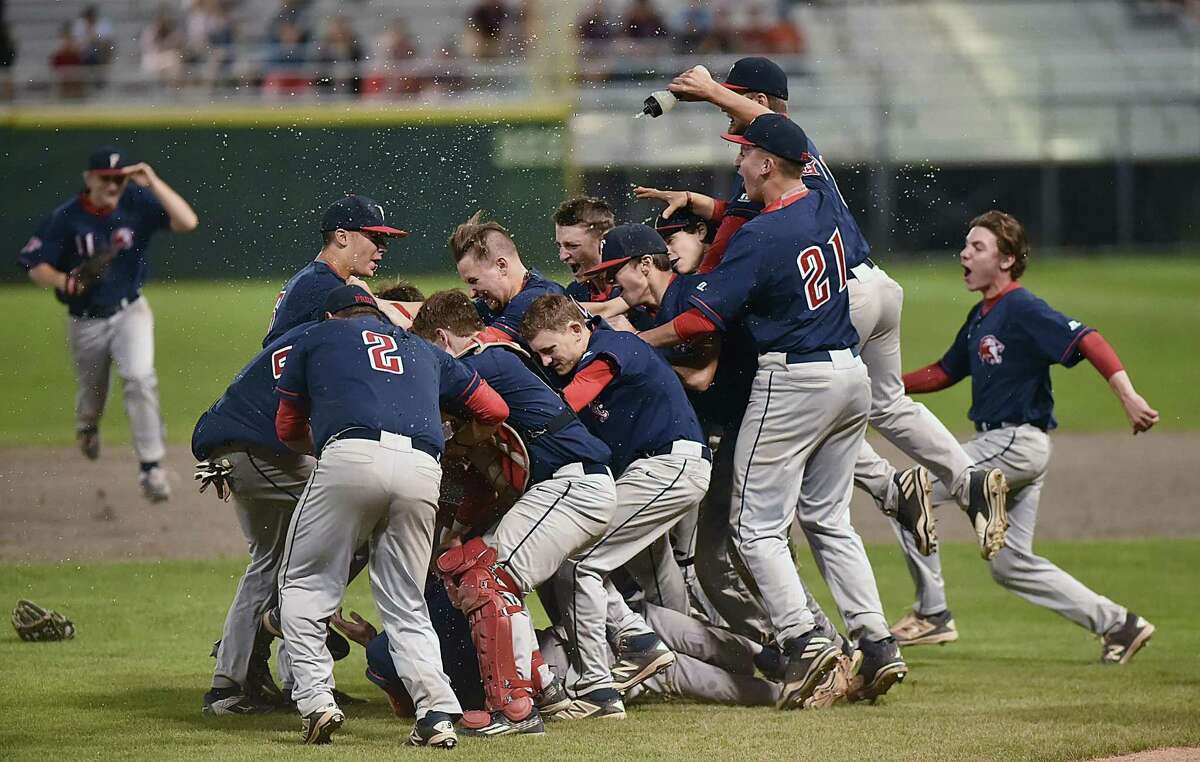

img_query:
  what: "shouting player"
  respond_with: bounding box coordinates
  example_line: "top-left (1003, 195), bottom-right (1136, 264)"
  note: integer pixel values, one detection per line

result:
top-left (892, 211), bottom-right (1159, 662)
top-left (554, 196), bottom-right (616, 301)
top-left (18, 145), bottom-right (198, 501)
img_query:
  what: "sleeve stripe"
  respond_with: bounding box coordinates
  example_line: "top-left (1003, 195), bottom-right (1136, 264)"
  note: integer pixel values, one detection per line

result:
top-left (1059, 327), bottom-right (1094, 363)
top-left (276, 386), bottom-right (303, 399)
top-left (457, 371), bottom-right (482, 401)
top-left (688, 296), bottom-right (726, 330)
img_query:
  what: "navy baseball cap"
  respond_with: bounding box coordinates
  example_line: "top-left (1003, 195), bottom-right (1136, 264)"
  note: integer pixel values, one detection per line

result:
top-left (721, 57), bottom-right (788, 101)
top-left (321, 285), bottom-right (379, 318)
top-left (652, 208), bottom-right (714, 243)
top-left (721, 113), bottom-right (811, 164)
top-left (321, 195), bottom-right (408, 237)
top-left (87, 146), bottom-right (131, 176)
top-left (582, 223), bottom-right (668, 277)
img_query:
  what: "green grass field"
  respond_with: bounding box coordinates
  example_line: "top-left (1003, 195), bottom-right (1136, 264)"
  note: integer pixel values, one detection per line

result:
top-left (2, 539), bottom-right (1197, 761)
top-left (1, 256), bottom-right (1197, 448)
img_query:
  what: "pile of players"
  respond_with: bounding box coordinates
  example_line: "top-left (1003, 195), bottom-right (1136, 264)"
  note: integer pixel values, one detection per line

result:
top-left (190, 57), bottom-right (1160, 748)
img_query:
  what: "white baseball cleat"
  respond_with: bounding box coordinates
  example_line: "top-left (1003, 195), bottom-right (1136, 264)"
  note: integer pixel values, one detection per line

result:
top-left (138, 466), bottom-right (171, 503)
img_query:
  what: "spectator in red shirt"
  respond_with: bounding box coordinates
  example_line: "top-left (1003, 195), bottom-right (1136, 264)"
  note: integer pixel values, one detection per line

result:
top-left (50, 22), bottom-right (86, 99)
top-left (467, 0), bottom-right (511, 58)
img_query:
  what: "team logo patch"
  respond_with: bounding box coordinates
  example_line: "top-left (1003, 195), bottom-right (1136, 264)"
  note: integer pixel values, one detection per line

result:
top-left (588, 400), bottom-right (610, 423)
top-left (802, 158), bottom-right (820, 177)
top-left (20, 236), bottom-right (42, 255)
top-left (978, 334), bottom-right (1005, 365)
top-left (111, 228), bottom-right (135, 250)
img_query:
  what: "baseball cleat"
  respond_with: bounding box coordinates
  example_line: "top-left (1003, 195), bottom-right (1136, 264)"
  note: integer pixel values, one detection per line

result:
top-left (460, 707), bottom-right (545, 737)
top-left (610, 632), bottom-right (676, 693)
top-left (300, 702), bottom-right (344, 744)
top-left (202, 686), bottom-right (274, 716)
top-left (890, 609), bottom-right (959, 647)
top-left (549, 688), bottom-right (626, 720)
top-left (848, 637), bottom-right (907, 703)
top-left (967, 468), bottom-right (1008, 560)
top-left (535, 675), bottom-right (571, 715)
top-left (753, 644), bottom-right (787, 682)
top-left (408, 711), bottom-right (459, 748)
top-left (77, 426), bottom-right (100, 460)
top-left (893, 467), bottom-right (937, 556)
top-left (1100, 613), bottom-right (1156, 665)
top-left (778, 630), bottom-right (842, 709)
top-left (139, 465), bottom-right (172, 503)
top-left (261, 608), bottom-right (283, 638)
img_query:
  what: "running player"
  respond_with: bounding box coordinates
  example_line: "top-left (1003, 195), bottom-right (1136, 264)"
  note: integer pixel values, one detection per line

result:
top-left (17, 145), bottom-right (198, 501)
top-left (891, 211), bottom-right (1158, 662)
top-left (272, 285), bottom-right (509, 746)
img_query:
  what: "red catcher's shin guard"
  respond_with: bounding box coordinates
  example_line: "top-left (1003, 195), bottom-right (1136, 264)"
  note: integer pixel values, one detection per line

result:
top-left (437, 538), bottom-right (534, 722)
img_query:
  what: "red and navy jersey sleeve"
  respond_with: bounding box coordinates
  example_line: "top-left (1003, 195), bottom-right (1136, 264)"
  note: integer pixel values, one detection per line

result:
top-left (938, 308), bottom-right (977, 382)
top-left (17, 214), bottom-right (66, 270)
top-left (436, 350), bottom-right (483, 404)
top-left (274, 333), bottom-right (312, 402)
top-left (1017, 294), bottom-right (1093, 367)
top-left (576, 334), bottom-right (625, 378)
top-left (685, 226), bottom-right (760, 331)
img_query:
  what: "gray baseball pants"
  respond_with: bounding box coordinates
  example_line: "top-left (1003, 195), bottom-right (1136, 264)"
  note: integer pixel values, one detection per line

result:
top-left (893, 424), bottom-right (1127, 635)
top-left (732, 350), bottom-right (890, 645)
top-left (555, 448), bottom-right (711, 695)
top-left (211, 448), bottom-right (314, 691)
top-left (278, 434), bottom-right (461, 719)
top-left (67, 296), bottom-right (165, 464)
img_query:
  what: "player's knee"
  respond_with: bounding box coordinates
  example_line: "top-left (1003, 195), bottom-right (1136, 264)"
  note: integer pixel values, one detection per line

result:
top-left (120, 372), bottom-right (159, 398)
top-left (988, 547), bottom-right (1026, 583)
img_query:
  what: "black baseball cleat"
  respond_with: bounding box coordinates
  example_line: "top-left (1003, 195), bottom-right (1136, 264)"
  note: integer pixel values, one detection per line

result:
top-left (848, 636), bottom-right (907, 703)
top-left (460, 707), bottom-right (545, 737)
top-left (610, 632), bottom-right (676, 693)
top-left (967, 468), bottom-right (1009, 560)
top-left (754, 644), bottom-right (787, 682)
top-left (549, 687), bottom-right (626, 720)
top-left (300, 702), bottom-right (345, 744)
top-left (777, 629), bottom-right (842, 709)
top-left (77, 426), bottom-right (100, 460)
top-left (1101, 612), bottom-right (1156, 665)
top-left (408, 711), bottom-right (459, 748)
top-left (202, 685), bottom-right (274, 716)
top-left (535, 675), bottom-right (571, 715)
top-left (893, 466), bottom-right (937, 556)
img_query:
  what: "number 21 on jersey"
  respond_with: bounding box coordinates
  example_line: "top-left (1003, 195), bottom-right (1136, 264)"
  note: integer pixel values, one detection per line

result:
top-left (796, 227), bottom-right (848, 311)
top-left (363, 330), bottom-right (404, 375)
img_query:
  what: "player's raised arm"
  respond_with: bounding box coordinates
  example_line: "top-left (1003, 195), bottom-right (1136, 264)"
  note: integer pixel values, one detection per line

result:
top-left (633, 186), bottom-right (718, 221)
top-left (123, 162), bottom-right (199, 232)
top-left (1076, 331), bottom-right (1160, 434)
top-left (669, 65), bottom-right (772, 128)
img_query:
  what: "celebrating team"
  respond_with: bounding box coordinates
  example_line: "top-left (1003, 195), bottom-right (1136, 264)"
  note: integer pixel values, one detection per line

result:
top-left (20, 54), bottom-right (1159, 748)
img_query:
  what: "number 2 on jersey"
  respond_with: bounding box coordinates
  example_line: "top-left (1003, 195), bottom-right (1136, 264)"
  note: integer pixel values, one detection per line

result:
top-left (363, 330), bottom-right (405, 375)
top-left (796, 227), bottom-right (848, 310)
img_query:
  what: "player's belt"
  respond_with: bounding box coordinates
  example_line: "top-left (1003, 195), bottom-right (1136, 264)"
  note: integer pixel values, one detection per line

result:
top-left (784, 346), bottom-right (860, 364)
top-left (642, 440), bottom-right (713, 462)
top-left (975, 420), bottom-right (1048, 433)
top-left (553, 462), bottom-right (612, 479)
top-left (73, 294), bottom-right (140, 319)
top-left (846, 257), bottom-right (877, 281)
top-left (327, 427), bottom-right (442, 461)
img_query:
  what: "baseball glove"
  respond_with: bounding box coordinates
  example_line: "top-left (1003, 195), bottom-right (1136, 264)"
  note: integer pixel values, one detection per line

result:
top-left (61, 243), bottom-right (120, 299)
top-left (11, 599), bottom-right (75, 642)
top-left (439, 421), bottom-right (531, 529)
top-left (802, 653), bottom-right (853, 709)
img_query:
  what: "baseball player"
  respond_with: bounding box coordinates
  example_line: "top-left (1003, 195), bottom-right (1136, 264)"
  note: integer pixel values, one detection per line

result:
top-left (409, 289), bottom-right (619, 736)
top-left (272, 285), bottom-right (510, 746)
top-left (635, 114), bottom-right (905, 707)
top-left (655, 208), bottom-right (714, 275)
top-left (641, 58), bottom-right (1010, 563)
top-left (17, 145), bottom-right (198, 501)
top-left (264, 194), bottom-right (407, 346)
top-left (450, 211), bottom-right (567, 351)
top-left (554, 196), bottom-right (616, 301)
top-left (520, 292), bottom-right (712, 719)
top-left (891, 211), bottom-right (1158, 662)
top-left (192, 319), bottom-right (318, 716)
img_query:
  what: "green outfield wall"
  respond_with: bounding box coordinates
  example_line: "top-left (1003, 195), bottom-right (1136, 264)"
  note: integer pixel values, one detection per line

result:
top-left (1, 106), bottom-right (570, 281)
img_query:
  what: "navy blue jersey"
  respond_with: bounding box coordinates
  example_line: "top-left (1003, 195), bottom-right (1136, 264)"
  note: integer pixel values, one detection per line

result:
top-left (688, 188), bottom-right (860, 356)
top-left (17, 186), bottom-right (170, 316)
top-left (939, 286), bottom-right (1092, 431)
top-left (276, 316), bottom-right (481, 456)
top-left (565, 279), bottom-right (596, 302)
top-left (192, 321), bottom-right (315, 459)
top-left (459, 345), bottom-right (611, 483)
top-left (656, 274), bottom-right (756, 428)
top-left (569, 328), bottom-right (704, 476)
top-left (475, 270), bottom-right (566, 349)
top-left (264, 260), bottom-right (346, 346)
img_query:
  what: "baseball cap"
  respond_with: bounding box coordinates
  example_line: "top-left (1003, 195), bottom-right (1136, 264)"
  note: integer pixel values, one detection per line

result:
top-left (652, 208), bottom-right (714, 243)
top-left (86, 146), bottom-right (131, 176)
top-left (721, 57), bottom-right (788, 101)
top-left (721, 113), bottom-right (810, 164)
top-left (581, 223), bottom-right (668, 277)
top-left (321, 195), bottom-right (408, 237)
top-left (321, 285), bottom-right (379, 318)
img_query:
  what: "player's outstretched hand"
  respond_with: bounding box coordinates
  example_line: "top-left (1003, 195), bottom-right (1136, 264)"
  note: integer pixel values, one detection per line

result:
top-left (1122, 392), bottom-right (1159, 434)
top-left (633, 186), bottom-right (689, 219)
top-left (669, 65), bottom-right (718, 102)
top-left (121, 162), bottom-right (159, 187)
top-left (332, 608), bottom-right (377, 646)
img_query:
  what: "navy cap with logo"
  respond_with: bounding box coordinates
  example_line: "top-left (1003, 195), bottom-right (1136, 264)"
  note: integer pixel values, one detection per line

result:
top-left (87, 146), bottom-right (132, 176)
top-left (582, 223), bottom-right (669, 277)
top-left (321, 195), bottom-right (408, 237)
top-left (321, 284), bottom-right (381, 318)
top-left (721, 113), bottom-right (810, 164)
top-left (721, 57), bottom-right (788, 101)
top-left (651, 208), bottom-right (714, 243)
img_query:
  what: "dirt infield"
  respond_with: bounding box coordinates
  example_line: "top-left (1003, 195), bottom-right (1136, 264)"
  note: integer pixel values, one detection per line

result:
top-left (1, 432), bottom-right (1197, 563)
top-left (1091, 750), bottom-right (1200, 762)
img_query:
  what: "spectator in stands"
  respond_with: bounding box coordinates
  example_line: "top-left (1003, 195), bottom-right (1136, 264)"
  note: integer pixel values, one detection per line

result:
top-left (466, 0), bottom-right (512, 58)
top-left (267, 0), bottom-right (309, 45)
top-left (50, 21), bottom-right (86, 99)
top-left (316, 16), bottom-right (363, 96)
top-left (0, 9), bottom-right (15, 102)
top-left (699, 5), bottom-right (736, 53)
top-left (740, 4), bottom-right (806, 54)
top-left (578, 0), bottom-right (616, 57)
top-left (265, 19), bottom-right (311, 96)
top-left (203, 1), bottom-right (236, 83)
top-left (368, 17), bottom-right (422, 98)
top-left (72, 4), bottom-right (115, 66)
top-left (141, 7), bottom-right (184, 87)
top-left (625, 0), bottom-right (669, 40)
top-left (675, 0), bottom-right (712, 54)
